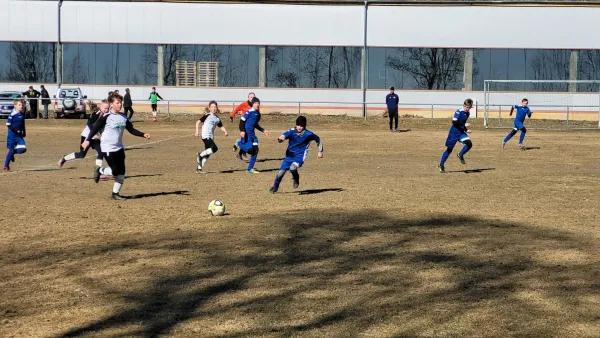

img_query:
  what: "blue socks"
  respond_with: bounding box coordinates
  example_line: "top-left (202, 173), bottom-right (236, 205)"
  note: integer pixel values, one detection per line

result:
top-left (459, 144), bottom-right (470, 157)
top-left (4, 149), bottom-right (14, 168)
top-left (519, 131), bottom-right (526, 144)
top-left (503, 133), bottom-right (513, 143)
top-left (248, 155), bottom-right (257, 171)
top-left (440, 150), bottom-right (450, 166)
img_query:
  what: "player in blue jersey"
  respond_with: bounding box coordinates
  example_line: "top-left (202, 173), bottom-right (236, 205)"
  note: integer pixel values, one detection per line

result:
top-left (4, 99), bottom-right (27, 172)
top-left (269, 116), bottom-right (323, 193)
top-left (234, 97), bottom-right (270, 174)
top-left (502, 98), bottom-right (532, 150)
top-left (438, 99), bottom-right (473, 173)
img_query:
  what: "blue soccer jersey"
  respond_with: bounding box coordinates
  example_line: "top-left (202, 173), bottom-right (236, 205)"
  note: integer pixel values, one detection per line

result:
top-left (445, 108), bottom-right (470, 148)
top-left (279, 128), bottom-right (323, 171)
top-left (6, 110), bottom-right (25, 138)
top-left (241, 108), bottom-right (263, 136)
top-left (514, 105), bottom-right (531, 122)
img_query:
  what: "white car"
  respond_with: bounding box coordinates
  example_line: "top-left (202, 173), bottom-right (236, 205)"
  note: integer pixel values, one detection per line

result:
top-left (53, 87), bottom-right (88, 119)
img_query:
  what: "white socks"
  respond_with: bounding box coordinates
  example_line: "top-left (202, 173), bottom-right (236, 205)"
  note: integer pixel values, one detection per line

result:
top-left (100, 167), bottom-right (113, 176)
top-left (64, 153), bottom-right (76, 161)
top-left (200, 149), bottom-right (213, 157)
top-left (113, 175), bottom-right (125, 193)
top-left (201, 156), bottom-right (208, 167)
top-left (95, 159), bottom-right (103, 167)
top-left (152, 111), bottom-right (157, 118)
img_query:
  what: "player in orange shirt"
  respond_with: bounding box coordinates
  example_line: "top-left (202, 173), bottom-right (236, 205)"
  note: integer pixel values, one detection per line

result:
top-left (231, 92), bottom-right (255, 160)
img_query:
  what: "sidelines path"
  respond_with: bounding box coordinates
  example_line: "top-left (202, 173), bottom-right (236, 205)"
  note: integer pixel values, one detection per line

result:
top-left (3, 133), bottom-right (193, 175)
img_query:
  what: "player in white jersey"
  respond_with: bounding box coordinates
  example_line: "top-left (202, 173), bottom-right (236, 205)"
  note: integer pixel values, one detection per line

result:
top-left (82, 93), bottom-right (151, 200)
top-left (195, 100), bottom-right (228, 173)
top-left (58, 100), bottom-right (110, 174)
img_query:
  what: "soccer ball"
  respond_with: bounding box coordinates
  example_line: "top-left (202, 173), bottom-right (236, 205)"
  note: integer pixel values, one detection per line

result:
top-left (208, 200), bottom-right (226, 216)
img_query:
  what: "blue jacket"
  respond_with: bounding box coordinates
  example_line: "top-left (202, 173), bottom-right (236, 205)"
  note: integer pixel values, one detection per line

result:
top-left (386, 93), bottom-right (399, 110)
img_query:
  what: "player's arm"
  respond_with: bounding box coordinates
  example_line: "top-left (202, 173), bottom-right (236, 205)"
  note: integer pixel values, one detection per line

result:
top-left (278, 129), bottom-right (293, 143)
top-left (451, 119), bottom-right (467, 133)
top-left (230, 103), bottom-right (244, 121)
top-left (21, 119), bottom-right (26, 138)
top-left (218, 121), bottom-right (228, 136)
top-left (255, 123), bottom-right (270, 136)
top-left (313, 134), bottom-right (324, 158)
top-left (527, 109), bottom-right (532, 118)
top-left (509, 106), bottom-right (515, 116)
top-left (126, 120), bottom-right (150, 139)
top-left (195, 119), bottom-right (202, 137)
top-left (157, 93), bottom-right (163, 100)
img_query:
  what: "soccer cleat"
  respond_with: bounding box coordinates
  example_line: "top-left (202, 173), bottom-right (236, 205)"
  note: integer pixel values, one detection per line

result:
top-left (10, 154), bottom-right (15, 163)
top-left (246, 169), bottom-right (260, 174)
top-left (196, 168), bottom-right (207, 174)
top-left (232, 143), bottom-right (238, 152)
top-left (94, 166), bottom-right (101, 183)
top-left (58, 156), bottom-right (66, 168)
top-left (269, 187), bottom-right (277, 194)
top-left (3, 167), bottom-right (9, 173)
top-left (111, 193), bottom-right (126, 200)
top-left (196, 152), bottom-right (202, 169)
top-left (293, 179), bottom-right (299, 189)
top-left (457, 153), bottom-right (466, 165)
top-left (502, 142), bottom-right (506, 150)
top-left (152, 117), bottom-right (157, 122)
top-left (236, 153), bottom-right (243, 161)
top-left (437, 164), bottom-right (445, 173)
top-left (519, 143), bottom-right (525, 150)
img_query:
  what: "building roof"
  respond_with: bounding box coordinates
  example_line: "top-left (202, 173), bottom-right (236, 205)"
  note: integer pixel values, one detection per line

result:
top-left (63, 0), bottom-right (600, 4)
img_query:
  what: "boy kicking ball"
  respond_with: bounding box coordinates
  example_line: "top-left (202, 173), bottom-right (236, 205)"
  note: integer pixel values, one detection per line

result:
top-left (270, 116), bottom-right (323, 193)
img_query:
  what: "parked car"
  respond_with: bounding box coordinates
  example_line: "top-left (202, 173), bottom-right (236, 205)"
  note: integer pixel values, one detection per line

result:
top-left (53, 87), bottom-right (88, 119)
top-left (0, 91), bottom-right (24, 119)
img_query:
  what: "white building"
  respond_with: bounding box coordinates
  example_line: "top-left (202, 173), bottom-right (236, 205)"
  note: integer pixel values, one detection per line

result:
top-left (1, 0), bottom-right (599, 117)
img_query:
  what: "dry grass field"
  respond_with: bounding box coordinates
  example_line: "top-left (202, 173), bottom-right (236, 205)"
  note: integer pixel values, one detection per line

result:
top-left (1, 113), bottom-right (599, 338)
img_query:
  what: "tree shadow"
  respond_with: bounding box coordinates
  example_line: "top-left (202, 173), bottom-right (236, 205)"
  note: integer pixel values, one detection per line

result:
top-left (124, 190), bottom-right (190, 199)
top-left (24, 167), bottom-right (76, 172)
top-left (446, 168), bottom-right (496, 174)
top-left (3, 210), bottom-right (599, 337)
top-left (124, 146), bottom-right (154, 152)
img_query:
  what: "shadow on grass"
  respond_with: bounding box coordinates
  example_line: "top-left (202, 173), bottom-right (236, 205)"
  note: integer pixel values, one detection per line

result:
top-left (3, 210), bottom-right (599, 337)
top-left (218, 168), bottom-right (279, 174)
top-left (255, 157), bottom-right (285, 163)
top-left (446, 168), bottom-right (496, 174)
top-left (125, 190), bottom-right (190, 199)
top-left (281, 188), bottom-right (345, 195)
top-left (24, 167), bottom-right (76, 172)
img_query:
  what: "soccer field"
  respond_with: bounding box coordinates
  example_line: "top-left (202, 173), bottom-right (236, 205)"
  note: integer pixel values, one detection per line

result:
top-left (1, 114), bottom-right (599, 337)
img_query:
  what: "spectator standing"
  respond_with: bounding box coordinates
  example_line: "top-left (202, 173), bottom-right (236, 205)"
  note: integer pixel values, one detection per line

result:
top-left (22, 86), bottom-right (41, 119)
top-left (123, 88), bottom-right (134, 120)
top-left (386, 86), bottom-right (399, 132)
top-left (40, 85), bottom-right (51, 119)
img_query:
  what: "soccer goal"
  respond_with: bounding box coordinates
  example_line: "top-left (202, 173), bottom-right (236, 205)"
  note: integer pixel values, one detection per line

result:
top-left (483, 80), bottom-right (600, 130)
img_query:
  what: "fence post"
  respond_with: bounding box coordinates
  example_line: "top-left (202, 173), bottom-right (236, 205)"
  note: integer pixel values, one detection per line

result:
top-left (167, 100), bottom-right (170, 116)
top-left (498, 106), bottom-right (502, 127)
top-left (566, 106), bottom-right (570, 130)
top-left (431, 104), bottom-right (434, 125)
top-left (298, 102), bottom-right (301, 115)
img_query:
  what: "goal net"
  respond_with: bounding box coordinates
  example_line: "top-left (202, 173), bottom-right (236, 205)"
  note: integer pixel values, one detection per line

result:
top-left (483, 80), bottom-right (600, 130)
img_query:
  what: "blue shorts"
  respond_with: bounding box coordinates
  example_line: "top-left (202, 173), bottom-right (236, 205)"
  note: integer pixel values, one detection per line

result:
top-left (514, 121), bottom-right (525, 130)
top-left (239, 134), bottom-right (258, 153)
top-left (280, 156), bottom-right (305, 171)
top-left (445, 129), bottom-right (470, 148)
top-left (7, 136), bottom-right (26, 150)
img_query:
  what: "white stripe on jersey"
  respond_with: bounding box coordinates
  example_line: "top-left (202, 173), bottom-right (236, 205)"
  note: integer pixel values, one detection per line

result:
top-left (201, 114), bottom-right (222, 139)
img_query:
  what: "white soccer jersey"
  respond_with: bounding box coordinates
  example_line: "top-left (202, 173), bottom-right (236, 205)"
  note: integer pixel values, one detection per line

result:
top-left (201, 114), bottom-right (223, 139)
top-left (81, 111), bottom-right (108, 138)
top-left (100, 113), bottom-right (129, 153)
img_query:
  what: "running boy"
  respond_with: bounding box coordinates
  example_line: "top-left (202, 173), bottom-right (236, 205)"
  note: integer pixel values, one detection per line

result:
top-left (269, 116), bottom-right (323, 193)
top-left (4, 99), bottom-right (27, 172)
top-left (148, 87), bottom-right (163, 122)
top-left (58, 100), bottom-right (110, 170)
top-left (438, 98), bottom-right (473, 173)
top-left (235, 97), bottom-right (270, 174)
top-left (82, 93), bottom-right (151, 200)
top-left (230, 92), bottom-right (255, 160)
top-left (195, 101), bottom-right (228, 173)
top-left (502, 98), bottom-right (532, 149)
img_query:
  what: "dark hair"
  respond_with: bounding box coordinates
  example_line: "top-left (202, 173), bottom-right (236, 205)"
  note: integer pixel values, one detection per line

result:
top-left (251, 97), bottom-right (260, 104)
top-left (296, 115), bottom-right (307, 128)
top-left (208, 100), bottom-right (218, 107)
top-left (522, 98), bottom-right (528, 102)
top-left (109, 92), bottom-right (123, 103)
top-left (464, 98), bottom-right (473, 107)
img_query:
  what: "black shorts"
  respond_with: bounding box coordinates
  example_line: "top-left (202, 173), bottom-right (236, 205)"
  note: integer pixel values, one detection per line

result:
top-left (202, 138), bottom-right (218, 153)
top-left (79, 136), bottom-right (101, 155)
top-left (105, 148), bottom-right (126, 176)
top-left (151, 104), bottom-right (157, 111)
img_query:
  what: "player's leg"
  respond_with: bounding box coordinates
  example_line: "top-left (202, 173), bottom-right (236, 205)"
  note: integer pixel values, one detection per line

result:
top-left (151, 104), bottom-right (157, 121)
top-left (271, 159), bottom-right (292, 193)
top-left (290, 161), bottom-right (303, 189)
top-left (246, 137), bottom-right (260, 173)
top-left (59, 137), bottom-right (89, 168)
top-left (389, 111), bottom-right (394, 132)
top-left (439, 136), bottom-right (457, 172)
top-left (394, 110), bottom-right (399, 131)
top-left (503, 127), bottom-right (518, 148)
top-left (4, 147), bottom-right (14, 171)
top-left (457, 137), bottom-right (472, 165)
top-left (519, 127), bottom-right (527, 148)
top-left (107, 149), bottom-right (126, 200)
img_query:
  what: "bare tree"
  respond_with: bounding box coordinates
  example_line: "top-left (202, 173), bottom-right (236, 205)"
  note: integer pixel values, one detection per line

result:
top-left (578, 50), bottom-right (600, 92)
top-left (5, 42), bottom-right (55, 83)
top-left (140, 45), bottom-right (190, 86)
top-left (66, 50), bottom-right (90, 84)
top-left (530, 50), bottom-right (570, 91)
top-left (274, 71), bottom-right (298, 88)
top-left (387, 48), bottom-right (464, 90)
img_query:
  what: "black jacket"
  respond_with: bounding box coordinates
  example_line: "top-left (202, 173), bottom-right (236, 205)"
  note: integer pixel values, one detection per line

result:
top-left (123, 93), bottom-right (132, 107)
top-left (40, 89), bottom-right (50, 105)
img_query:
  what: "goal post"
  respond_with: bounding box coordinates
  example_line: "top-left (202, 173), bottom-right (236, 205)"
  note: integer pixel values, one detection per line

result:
top-left (483, 80), bottom-right (600, 130)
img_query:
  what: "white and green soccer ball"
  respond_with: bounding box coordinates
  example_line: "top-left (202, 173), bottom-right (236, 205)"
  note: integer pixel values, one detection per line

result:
top-left (208, 200), bottom-right (226, 216)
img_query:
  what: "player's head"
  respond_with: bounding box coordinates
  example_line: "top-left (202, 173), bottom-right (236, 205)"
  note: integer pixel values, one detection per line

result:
top-left (463, 98), bottom-right (473, 112)
top-left (208, 100), bottom-right (218, 114)
top-left (247, 92), bottom-right (255, 102)
top-left (251, 97), bottom-right (260, 110)
top-left (109, 92), bottom-right (123, 113)
top-left (125, 88), bottom-right (130, 93)
top-left (13, 99), bottom-right (23, 112)
top-left (295, 116), bottom-right (307, 132)
top-left (390, 86), bottom-right (395, 93)
top-left (99, 99), bottom-right (109, 114)
top-left (28, 86), bottom-right (33, 91)
top-left (521, 98), bottom-right (528, 107)
top-left (151, 86), bottom-right (156, 92)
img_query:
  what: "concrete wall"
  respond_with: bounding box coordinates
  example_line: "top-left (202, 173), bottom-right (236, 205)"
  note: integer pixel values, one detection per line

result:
top-left (2, 83), bottom-right (598, 120)
top-left (3, 0), bottom-right (600, 49)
